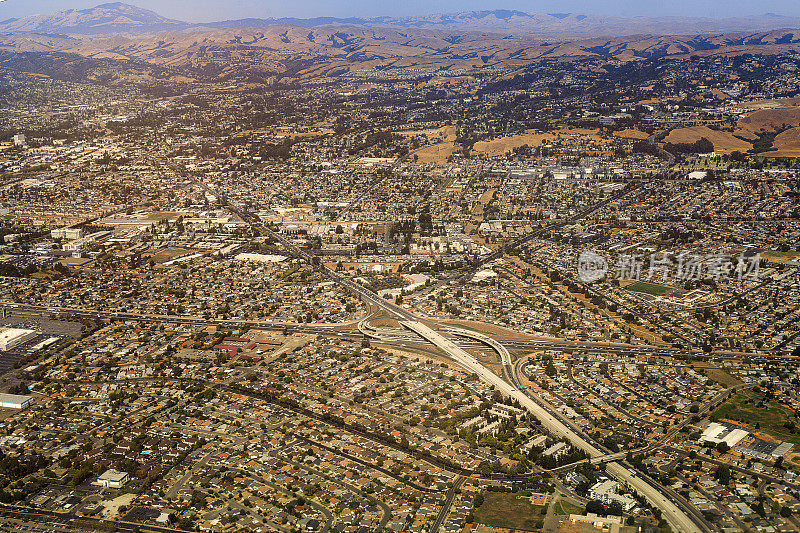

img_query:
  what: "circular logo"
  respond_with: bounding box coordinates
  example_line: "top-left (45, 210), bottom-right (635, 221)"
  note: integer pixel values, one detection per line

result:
top-left (577, 250), bottom-right (608, 283)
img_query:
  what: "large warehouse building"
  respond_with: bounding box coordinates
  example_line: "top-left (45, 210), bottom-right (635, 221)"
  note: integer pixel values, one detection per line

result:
top-left (0, 328), bottom-right (37, 351)
top-left (0, 393), bottom-right (33, 409)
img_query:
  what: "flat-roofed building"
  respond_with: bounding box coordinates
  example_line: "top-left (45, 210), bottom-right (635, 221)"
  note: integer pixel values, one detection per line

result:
top-left (0, 393), bottom-right (33, 409)
top-left (94, 469), bottom-right (129, 488)
top-left (0, 328), bottom-right (37, 351)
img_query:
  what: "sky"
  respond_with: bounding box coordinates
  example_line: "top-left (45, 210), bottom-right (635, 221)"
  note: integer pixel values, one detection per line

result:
top-left (1, 0), bottom-right (800, 22)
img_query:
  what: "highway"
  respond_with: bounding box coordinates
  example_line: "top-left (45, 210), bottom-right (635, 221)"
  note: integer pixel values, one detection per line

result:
top-left (6, 295), bottom-right (706, 530)
top-left (7, 301), bottom-right (795, 365)
top-left (400, 320), bottom-right (703, 533)
top-left (2, 182), bottom-right (765, 533)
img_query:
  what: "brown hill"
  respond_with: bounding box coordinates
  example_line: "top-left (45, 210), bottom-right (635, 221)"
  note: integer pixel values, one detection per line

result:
top-left (769, 127), bottom-right (800, 157)
top-left (738, 108), bottom-right (800, 134)
top-left (664, 126), bottom-right (752, 154)
top-left (4, 4), bottom-right (800, 39)
top-left (3, 26), bottom-right (800, 81)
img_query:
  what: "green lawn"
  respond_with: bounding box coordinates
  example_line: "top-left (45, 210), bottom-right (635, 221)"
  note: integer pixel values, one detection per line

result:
top-left (626, 281), bottom-right (676, 296)
top-left (713, 390), bottom-right (800, 445)
top-left (762, 251), bottom-right (800, 264)
top-left (473, 492), bottom-right (546, 531)
top-left (554, 501), bottom-right (583, 516)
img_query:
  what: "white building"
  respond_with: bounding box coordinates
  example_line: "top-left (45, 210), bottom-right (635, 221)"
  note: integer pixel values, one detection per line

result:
top-left (62, 230), bottom-right (112, 252)
top-left (588, 480), bottom-right (637, 512)
top-left (543, 441), bottom-right (570, 458)
top-left (94, 469), bottom-right (129, 488)
top-left (12, 134), bottom-right (25, 147)
top-left (0, 328), bottom-right (37, 351)
top-left (51, 228), bottom-right (84, 240)
top-left (567, 513), bottom-right (624, 533)
top-left (700, 422), bottom-right (748, 448)
top-left (0, 393), bottom-right (33, 409)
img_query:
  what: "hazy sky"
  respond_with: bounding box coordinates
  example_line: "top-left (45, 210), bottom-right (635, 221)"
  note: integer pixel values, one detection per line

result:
top-left (2, 0), bottom-right (800, 21)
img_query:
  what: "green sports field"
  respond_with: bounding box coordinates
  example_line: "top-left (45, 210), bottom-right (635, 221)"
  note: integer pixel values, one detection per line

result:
top-left (626, 281), bottom-right (675, 296)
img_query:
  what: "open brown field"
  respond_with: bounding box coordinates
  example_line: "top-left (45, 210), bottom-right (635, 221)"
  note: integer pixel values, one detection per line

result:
top-left (737, 107), bottom-right (800, 134)
top-left (413, 142), bottom-right (459, 164)
top-left (613, 128), bottom-right (650, 140)
top-left (399, 125), bottom-right (457, 142)
top-left (472, 491), bottom-right (546, 531)
top-left (472, 132), bottom-right (557, 156)
top-left (558, 127), bottom-right (604, 139)
top-left (663, 126), bottom-right (752, 154)
top-left (439, 319), bottom-right (538, 339)
top-left (144, 211), bottom-right (184, 222)
top-left (148, 247), bottom-right (192, 263)
top-left (768, 127), bottom-right (800, 157)
top-left (737, 97), bottom-right (800, 112)
top-left (702, 365), bottom-right (744, 388)
top-left (762, 250), bottom-right (800, 263)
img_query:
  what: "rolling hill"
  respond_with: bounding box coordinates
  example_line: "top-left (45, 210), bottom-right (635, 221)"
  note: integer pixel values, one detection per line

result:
top-left (3, 4), bottom-right (800, 83)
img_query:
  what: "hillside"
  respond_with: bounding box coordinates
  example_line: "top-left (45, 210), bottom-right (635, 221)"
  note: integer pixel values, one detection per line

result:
top-left (3, 25), bottom-right (800, 82)
top-left (663, 126), bottom-right (753, 154)
top-left (738, 107), bottom-right (800, 133)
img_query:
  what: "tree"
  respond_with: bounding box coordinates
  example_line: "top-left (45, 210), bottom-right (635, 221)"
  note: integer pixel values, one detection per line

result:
top-left (715, 464), bottom-right (731, 485)
top-left (585, 500), bottom-right (606, 515)
top-left (473, 493), bottom-right (485, 508)
top-left (607, 501), bottom-right (623, 516)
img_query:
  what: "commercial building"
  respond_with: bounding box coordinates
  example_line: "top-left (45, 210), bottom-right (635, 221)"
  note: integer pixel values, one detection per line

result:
top-left (565, 513), bottom-right (624, 533)
top-left (94, 469), bottom-right (129, 488)
top-left (0, 328), bottom-right (37, 351)
top-left (62, 230), bottom-right (113, 252)
top-left (51, 228), bottom-right (84, 240)
top-left (0, 393), bottom-right (33, 409)
top-left (700, 422), bottom-right (749, 448)
top-left (588, 480), bottom-right (637, 512)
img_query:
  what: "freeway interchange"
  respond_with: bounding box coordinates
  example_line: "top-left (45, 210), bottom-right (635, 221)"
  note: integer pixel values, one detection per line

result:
top-left (6, 187), bottom-right (786, 533)
top-left (5, 299), bottom-right (704, 532)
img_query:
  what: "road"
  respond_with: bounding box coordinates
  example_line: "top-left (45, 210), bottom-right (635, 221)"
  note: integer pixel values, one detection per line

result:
top-left (428, 476), bottom-right (465, 533)
top-left (3, 168), bottom-right (761, 533)
top-left (5, 301), bottom-right (794, 362)
top-left (400, 320), bottom-right (702, 533)
top-left (0, 503), bottom-right (195, 533)
top-left (165, 448), bottom-right (217, 499)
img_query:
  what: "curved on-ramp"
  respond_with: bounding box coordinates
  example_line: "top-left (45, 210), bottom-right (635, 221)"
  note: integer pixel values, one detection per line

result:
top-left (402, 320), bottom-right (700, 533)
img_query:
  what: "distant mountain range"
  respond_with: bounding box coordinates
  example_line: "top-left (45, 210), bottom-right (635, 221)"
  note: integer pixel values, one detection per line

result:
top-left (2, 3), bottom-right (800, 85)
top-left (0, 3), bottom-right (184, 35)
top-left (2, 2), bottom-right (800, 38)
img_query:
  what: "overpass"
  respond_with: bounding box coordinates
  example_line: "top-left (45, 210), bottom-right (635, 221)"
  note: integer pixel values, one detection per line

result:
top-left (446, 327), bottom-right (514, 378)
top-left (401, 320), bottom-right (702, 533)
top-left (548, 451), bottom-right (630, 473)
